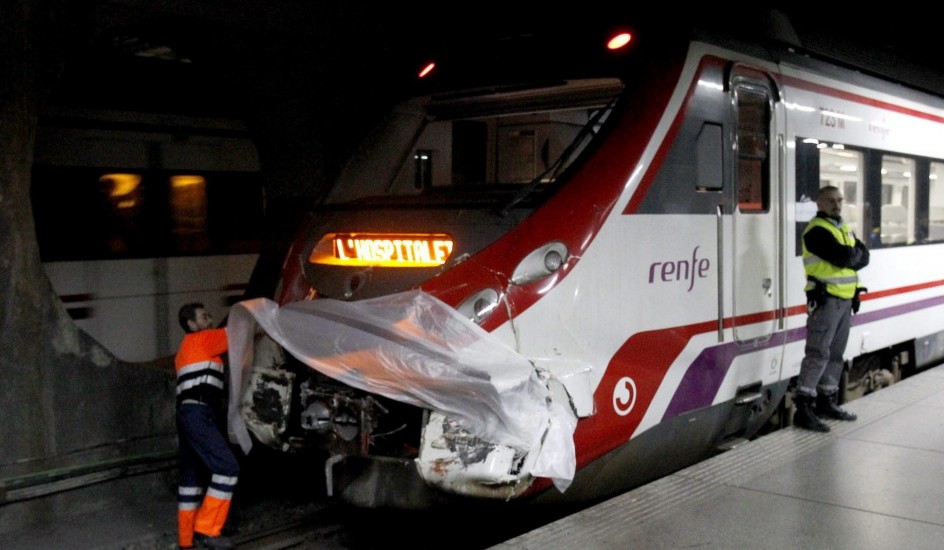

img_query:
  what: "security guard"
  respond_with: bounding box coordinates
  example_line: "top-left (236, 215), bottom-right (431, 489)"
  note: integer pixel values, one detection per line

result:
top-left (175, 302), bottom-right (239, 549)
top-left (795, 186), bottom-right (869, 432)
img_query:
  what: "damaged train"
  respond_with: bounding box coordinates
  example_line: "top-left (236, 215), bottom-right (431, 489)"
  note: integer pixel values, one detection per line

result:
top-left (225, 13), bottom-right (944, 509)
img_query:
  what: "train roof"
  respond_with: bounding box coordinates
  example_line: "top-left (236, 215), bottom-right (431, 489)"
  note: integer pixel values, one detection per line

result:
top-left (694, 9), bottom-right (944, 100)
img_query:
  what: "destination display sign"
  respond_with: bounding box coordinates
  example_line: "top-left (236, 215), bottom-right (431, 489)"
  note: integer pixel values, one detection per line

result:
top-left (309, 233), bottom-right (454, 267)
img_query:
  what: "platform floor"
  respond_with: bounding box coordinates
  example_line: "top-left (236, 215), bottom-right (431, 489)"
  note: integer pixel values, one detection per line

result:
top-left (492, 364), bottom-right (944, 550)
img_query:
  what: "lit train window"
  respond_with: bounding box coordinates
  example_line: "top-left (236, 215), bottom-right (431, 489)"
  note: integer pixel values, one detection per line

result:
top-left (819, 146), bottom-right (864, 237)
top-left (794, 138), bottom-right (866, 255)
top-left (97, 173), bottom-right (145, 255)
top-left (170, 174), bottom-right (211, 253)
top-left (31, 166), bottom-right (264, 261)
top-left (930, 162), bottom-right (944, 241)
top-left (793, 140), bottom-right (939, 251)
top-left (879, 155), bottom-right (915, 245)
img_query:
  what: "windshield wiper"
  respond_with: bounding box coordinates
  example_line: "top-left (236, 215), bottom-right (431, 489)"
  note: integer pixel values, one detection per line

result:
top-left (498, 96), bottom-right (618, 216)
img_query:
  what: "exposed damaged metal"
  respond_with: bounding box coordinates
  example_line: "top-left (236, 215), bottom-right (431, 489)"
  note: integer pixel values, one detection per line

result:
top-left (227, 291), bottom-right (579, 506)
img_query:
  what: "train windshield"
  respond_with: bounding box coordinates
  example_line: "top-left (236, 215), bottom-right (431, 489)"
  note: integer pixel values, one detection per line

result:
top-left (326, 78), bottom-right (625, 205)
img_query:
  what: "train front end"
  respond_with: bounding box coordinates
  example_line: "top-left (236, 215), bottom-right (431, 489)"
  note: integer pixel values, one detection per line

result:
top-left (225, 76), bottom-right (627, 506)
top-left (224, 24), bottom-right (679, 507)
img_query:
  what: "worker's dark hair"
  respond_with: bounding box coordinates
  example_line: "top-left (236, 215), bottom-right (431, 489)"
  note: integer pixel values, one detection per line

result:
top-left (817, 185), bottom-right (840, 197)
top-left (178, 302), bottom-right (205, 333)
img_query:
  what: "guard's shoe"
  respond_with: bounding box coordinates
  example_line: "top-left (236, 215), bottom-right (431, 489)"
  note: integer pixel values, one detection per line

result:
top-left (794, 394), bottom-right (830, 432)
top-left (816, 393), bottom-right (857, 421)
top-left (193, 532), bottom-right (234, 549)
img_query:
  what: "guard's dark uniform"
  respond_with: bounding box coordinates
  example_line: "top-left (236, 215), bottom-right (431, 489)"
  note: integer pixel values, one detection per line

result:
top-left (796, 211), bottom-right (869, 431)
top-left (175, 328), bottom-right (239, 548)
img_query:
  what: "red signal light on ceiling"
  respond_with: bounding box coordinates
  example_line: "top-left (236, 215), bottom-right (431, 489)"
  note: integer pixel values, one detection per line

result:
top-left (607, 32), bottom-right (632, 50)
top-left (418, 62), bottom-right (436, 78)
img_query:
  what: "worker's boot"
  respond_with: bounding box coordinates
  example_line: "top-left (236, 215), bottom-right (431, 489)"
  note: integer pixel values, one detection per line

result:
top-left (793, 394), bottom-right (830, 432)
top-left (816, 391), bottom-right (857, 421)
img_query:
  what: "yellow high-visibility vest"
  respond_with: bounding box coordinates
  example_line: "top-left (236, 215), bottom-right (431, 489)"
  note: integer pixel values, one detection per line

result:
top-left (802, 217), bottom-right (860, 299)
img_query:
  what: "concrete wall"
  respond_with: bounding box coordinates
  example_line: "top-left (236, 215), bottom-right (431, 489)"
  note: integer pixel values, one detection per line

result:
top-left (0, 328), bottom-right (178, 515)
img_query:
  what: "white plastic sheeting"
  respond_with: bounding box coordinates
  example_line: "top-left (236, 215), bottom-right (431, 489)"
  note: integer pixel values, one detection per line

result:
top-left (226, 290), bottom-right (577, 491)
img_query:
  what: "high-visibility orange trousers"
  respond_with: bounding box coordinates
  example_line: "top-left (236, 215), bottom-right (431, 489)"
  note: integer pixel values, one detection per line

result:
top-left (178, 487), bottom-right (235, 547)
top-left (176, 404), bottom-right (240, 548)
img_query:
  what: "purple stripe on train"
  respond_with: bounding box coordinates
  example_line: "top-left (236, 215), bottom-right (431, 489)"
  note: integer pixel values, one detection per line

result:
top-left (662, 294), bottom-right (944, 419)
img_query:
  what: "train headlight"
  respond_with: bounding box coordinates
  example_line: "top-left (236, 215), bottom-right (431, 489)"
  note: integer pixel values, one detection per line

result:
top-left (544, 249), bottom-right (563, 272)
top-left (457, 289), bottom-right (500, 325)
top-left (511, 241), bottom-right (569, 285)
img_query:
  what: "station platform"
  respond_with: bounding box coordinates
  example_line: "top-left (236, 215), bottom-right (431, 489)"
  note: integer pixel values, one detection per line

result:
top-left (493, 364), bottom-right (944, 550)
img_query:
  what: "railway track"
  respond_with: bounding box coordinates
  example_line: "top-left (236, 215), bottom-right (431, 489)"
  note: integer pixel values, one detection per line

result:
top-left (227, 497), bottom-right (576, 550)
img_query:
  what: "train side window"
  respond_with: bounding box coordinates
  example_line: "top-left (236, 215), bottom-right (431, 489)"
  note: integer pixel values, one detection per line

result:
top-left (696, 123), bottom-right (723, 191)
top-left (818, 146), bottom-right (864, 237)
top-left (31, 166), bottom-right (263, 261)
top-left (170, 175), bottom-right (210, 253)
top-left (735, 87), bottom-right (770, 213)
top-left (794, 139), bottom-right (866, 255)
top-left (205, 172), bottom-right (265, 253)
top-left (497, 128), bottom-right (537, 184)
top-left (452, 121), bottom-right (486, 186)
top-left (98, 172), bottom-right (151, 255)
top-left (930, 162), bottom-right (944, 241)
top-left (794, 138), bottom-right (819, 256)
top-left (879, 154), bottom-right (915, 245)
top-left (414, 150), bottom-right (433, 190)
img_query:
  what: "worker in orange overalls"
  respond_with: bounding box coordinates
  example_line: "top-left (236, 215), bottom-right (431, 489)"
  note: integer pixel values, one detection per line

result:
top-left (175, 302), bottom-right (239, 550)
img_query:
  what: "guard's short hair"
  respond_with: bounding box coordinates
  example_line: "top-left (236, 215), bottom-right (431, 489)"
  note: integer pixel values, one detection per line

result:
top-left (178, 302), bottom-right (205, 333)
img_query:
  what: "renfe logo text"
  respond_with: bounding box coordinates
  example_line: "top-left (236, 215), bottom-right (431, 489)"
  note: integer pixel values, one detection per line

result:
top-left (648, 246), bottom-right (709, 292)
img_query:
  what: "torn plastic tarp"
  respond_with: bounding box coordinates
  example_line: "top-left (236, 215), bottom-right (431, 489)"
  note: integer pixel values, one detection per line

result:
top-left (226, 289), bottom-right (577, 491)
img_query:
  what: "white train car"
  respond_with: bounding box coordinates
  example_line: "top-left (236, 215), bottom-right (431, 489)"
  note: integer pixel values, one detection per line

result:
top-left (32, 109), bottom-right (263, 362)
top-left (227, 13), bottom-right (944, 509)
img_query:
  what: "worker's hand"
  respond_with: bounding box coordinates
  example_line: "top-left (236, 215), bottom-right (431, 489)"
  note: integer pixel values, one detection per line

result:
top-left (852, 287), bottom-right (868, 315)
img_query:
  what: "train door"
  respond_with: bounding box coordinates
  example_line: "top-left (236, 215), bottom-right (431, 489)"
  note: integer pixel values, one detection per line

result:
top-left (729, 68), bottom-right (783, 344)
